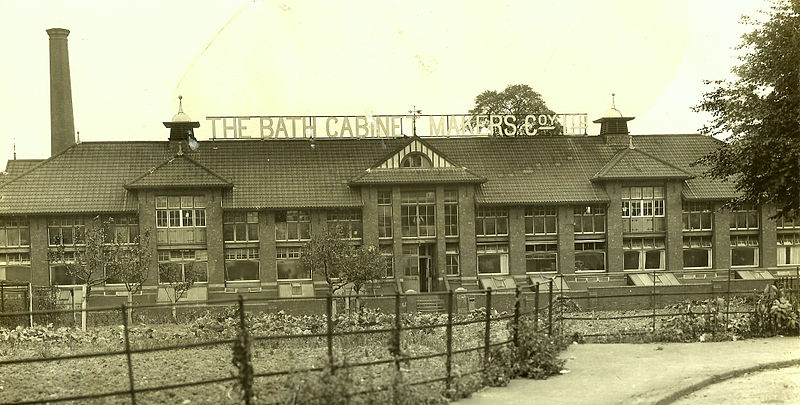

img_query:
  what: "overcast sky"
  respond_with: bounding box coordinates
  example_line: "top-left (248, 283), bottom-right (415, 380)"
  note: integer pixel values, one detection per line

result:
top-left (0, 0), bottom-right (765, 162)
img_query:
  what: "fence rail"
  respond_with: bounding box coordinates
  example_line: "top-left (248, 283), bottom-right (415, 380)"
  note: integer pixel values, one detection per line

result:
top-left (1, 271), bottom-right (798, 404)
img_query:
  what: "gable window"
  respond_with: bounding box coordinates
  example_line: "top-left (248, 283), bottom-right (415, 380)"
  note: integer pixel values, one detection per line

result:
top-left (224, 212), bottom-right (259, 242)
top-left (400, 153), bottom-right (432, 168)
top-left (526, 243), bottom-right (557, 273)
top-left (525, 207), bottom-right (557, 236)
top-left (621, 186), bottom-right (665, 233)
top-left (476, 208), bottom-right (508, 237)
top-left (378, 190), bottom-right (393, 239)
top-left (275, 210), bottom-right (311, 241)
top-left (444, 190), bottom-right (459, 236)
top-left (574, 205), bottom-right (605, 234)
top-left (623, 237), bottom-right (665, 270)
top-left (731, 235), bottom-right (759, 267)
top-left (225, 248), bottom-right (260, 281)
top-left (683, 236), bottom-right (712, 269)
top-left (730, 204), bottom-right (759, 230)
top-left (477, 243), bottom-right (509, 274)
top-left (0, 217), bottom-right (30, 247)
top-left (401, 191), bottom-right (436, 237)
top-left (277, 247), bottom-right (310, 280)
top-left (48, 217), bottom-right (86, 246)
top-left (327, 209), bottom-right (362, 239)
top-left (682, 202), bottom-right (713, 231)
top-left (156, 196), bottom-right (206, 228)
top-left (575, 241), bottom-right (606, 272)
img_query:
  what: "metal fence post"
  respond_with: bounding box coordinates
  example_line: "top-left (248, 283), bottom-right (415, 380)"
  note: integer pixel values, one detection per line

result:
top-left (483, 288), bottom-right (492, 372)
top-left (534, 283), bottom-right (540, 332)
top-left (1, 282), bottom-right (5, 313)
top-left (121, 304), bottom-right (137, 405)
top-left (726, 267), bottom-right (732, 327)
top-left (326, 294), bottom-right (335, 372)
top-left (711, 284), bottom-right (717, 340)
top-left (652, 269), bottom-right (657, 334)
top-left (445, 290), bottom-right (454, 392)
top-left (548, 280), bottom-right (554, 336)
top-left (393, 291), bottom-right (402, 372)
top-left (513, 286), bottom-right (521, 347)
top-left (559, 276), bottom-right (565, 335)
top-left (236, 295), bottom-right (253, 405)
top-left (28, 283), bottom-right (33, 327)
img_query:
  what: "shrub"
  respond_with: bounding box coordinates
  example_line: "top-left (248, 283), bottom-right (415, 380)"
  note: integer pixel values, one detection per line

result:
top-left (748, 285), bottom-right (799, 337)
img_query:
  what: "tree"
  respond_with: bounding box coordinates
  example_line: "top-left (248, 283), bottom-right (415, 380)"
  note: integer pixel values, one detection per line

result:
top-left (106, 228), bottom-right (152, 325)
top-left (299, 226), bottom-right (352, 295)
top-left (49, 216), bottom-right (111, 331)
top-left (341, 245), bottom-right (389, 311)
top-left (468, 84), bottom-right (562, 136)
top-left (159, 261), bottom-right (203, 322)
top-left (693, 0), bottom-right (800, 219)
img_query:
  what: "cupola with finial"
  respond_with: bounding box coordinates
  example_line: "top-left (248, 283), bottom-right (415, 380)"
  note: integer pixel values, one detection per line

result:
top-left (594, 93), bottom-right (635, 149)
top-left (164, 96), bottom-right (200, 151)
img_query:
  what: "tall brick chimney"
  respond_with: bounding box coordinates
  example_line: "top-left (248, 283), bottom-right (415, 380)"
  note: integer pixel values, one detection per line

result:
top-left (47, 28), bottom-right (76, 156)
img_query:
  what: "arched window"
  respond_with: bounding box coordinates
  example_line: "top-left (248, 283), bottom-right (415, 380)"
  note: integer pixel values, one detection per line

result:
top-left (400, 153), bottom-right (432, 168)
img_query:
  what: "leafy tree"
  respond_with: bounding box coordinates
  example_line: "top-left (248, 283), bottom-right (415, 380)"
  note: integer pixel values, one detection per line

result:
top-left (693, 0), bottom-right (800, 219)
top-left (299, 226), bottom-right (352, 295)
top-left (49, 216), bottom-right (111, 330)
top-left (341, 245), bottom-right (389, 311)
top-left (469, 84), bottom-right (562, 136)
top-left (159, 261), bottom-right (203, 322)
top-left (106, 227), bottom-right (152, 325)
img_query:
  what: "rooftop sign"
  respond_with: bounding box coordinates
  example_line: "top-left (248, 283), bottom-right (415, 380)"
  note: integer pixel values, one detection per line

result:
top-left (206, 113), bottom-right (588, 139)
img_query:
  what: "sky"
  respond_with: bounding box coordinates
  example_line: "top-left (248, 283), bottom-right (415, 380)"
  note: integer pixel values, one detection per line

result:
top-left (0, 0), bottom-right (767, 162)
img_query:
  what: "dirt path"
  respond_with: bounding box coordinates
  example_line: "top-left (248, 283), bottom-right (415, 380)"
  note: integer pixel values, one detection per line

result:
top-left (455, 337), bottom-right (800, 405)
top-left (672, 366), bottom-right (800, 405)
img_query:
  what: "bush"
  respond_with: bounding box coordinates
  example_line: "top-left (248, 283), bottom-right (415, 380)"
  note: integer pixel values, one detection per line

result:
top-left (656, 298), bottom-right (728, 342)
top-left (748, 285), bottom-right (799, 337)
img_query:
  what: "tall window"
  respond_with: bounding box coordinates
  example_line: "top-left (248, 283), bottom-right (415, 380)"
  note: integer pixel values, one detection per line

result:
top-left (476, 208), bottom-right (508, 236)
top-left (731, 235), bottom-right (759, 267)
top-left (574, 205), bottom-right (605, 234)
top-left (524, 207), bottom-right (557, 236)
top-left (378, 190), bottom-right (392, 239)
top-left (275, 210), bottom-right (311, 241)
top-left (380, 245), bottom-right (394, 277)
top-left (623, 237), bottom-right (665, 270)
top-left (224, 212), bottom-right (259, 242)
top-left (327, 210), bottom-right (362, 239)
top-left (682, 202), bottom-right (713, 231)
top-left (445, 244), bottom-right (459, 275)
top-left (574, 241), bottom-right (606, 272)
top-left (777, 233), bottom-right (800, 266)
top-left (156, 196), bottom-right (206, 228)
top-left (477, 243), bottom-right (509, 274)
top-left (525, 243), bottom-right (557, 273)
top-left (0, 217), bottom-right (30, 247)
top-left (276, 247), bottom-right (310, 280)
top-left (444, 190), bottom-right (459, 236)
top-left (730, 204), bottom-right (759, 230)
top-left (622, 186), bottom-right (665, 233)
top-left (683, 236), bottom-right (712, 269)
top-left (157, 250), bottom-right (209, 283)
top-left (401, 191), bottom-right (435, 237)
top-left (48, 217), bottom-right (86, 246)
top-left (225, 248), bottom-right (259, 281)
top-left (103, 215), bottom-right (139, 244)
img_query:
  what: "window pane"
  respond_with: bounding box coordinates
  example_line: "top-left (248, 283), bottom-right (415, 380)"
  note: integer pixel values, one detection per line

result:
top-left (732, 247), bottom-right (757, 266)
top-left (247, 223), bottom-right (259, 241)
top-left (644, 250), bottom-right (662, 269)
top-left (223, 224), bottom-right (235, 241)
top-left (19, 227), bottom-right (29, 246)
top-left (226, 260), bottom-right (259, 281)
top-left (683, 248), bottom-right (710, 268)
top-left (623, 251), bottom-right (640, 270)
top-left (594, 215), bottom-right (605, 232)
top-left (575, 252), bottom-right (605, 271)
top-left (478, 254), bottom-right (502, 274)
top-left (235, 223), bottom-right (246, 241)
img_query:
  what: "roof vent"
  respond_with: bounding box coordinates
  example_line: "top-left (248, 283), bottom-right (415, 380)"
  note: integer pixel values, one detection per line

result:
top-left (593, 93), bottom-right (634, 136)
top-left (164, 96), bottom-right (200, 149)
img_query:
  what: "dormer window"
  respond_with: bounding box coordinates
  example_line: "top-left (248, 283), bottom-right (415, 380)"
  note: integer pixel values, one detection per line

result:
top-left (400, 153), bottom-right (432, 168)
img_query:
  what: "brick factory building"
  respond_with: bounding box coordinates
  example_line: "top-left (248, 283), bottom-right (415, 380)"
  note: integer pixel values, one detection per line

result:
top-left (0, 29), bottom-right (797, 305)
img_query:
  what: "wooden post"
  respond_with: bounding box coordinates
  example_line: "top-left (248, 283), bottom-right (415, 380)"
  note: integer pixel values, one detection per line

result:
top-left (534, 283), bottom-right (540, 332)
top-left (326, 294), bottom-right (334, 371)
top-left (548, 280), bottom-right (554, 336)
top-left (445, 290), bottom-right (454, 391)
top-left (483, 288), bottom-right (492, 372)
top-left (393, 291), bottom-right (402, 372)
top-left (513, 286), bottom-right (521, 346)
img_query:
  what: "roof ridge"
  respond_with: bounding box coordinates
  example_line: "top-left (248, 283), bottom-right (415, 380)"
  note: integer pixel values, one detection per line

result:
top-left (125, 153), bottom-right (232, 188)
top-left (0, 143), bottom-right (79, 191)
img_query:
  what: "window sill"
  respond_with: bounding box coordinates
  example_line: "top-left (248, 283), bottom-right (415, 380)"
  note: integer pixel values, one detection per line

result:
top-left (575, 269), bottom-right (606, 273)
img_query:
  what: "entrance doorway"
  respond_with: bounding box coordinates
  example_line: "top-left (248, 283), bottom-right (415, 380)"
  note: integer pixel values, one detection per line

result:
top-left (403, 244), bottom-right (435, 293)
top-left (418, 244), bottom-right (433, 293)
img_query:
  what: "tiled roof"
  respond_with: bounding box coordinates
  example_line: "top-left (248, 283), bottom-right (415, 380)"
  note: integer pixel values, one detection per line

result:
top-left (0, 159), bottom-right (45, 184)
top-left (0, 134), bottom-right (735, 213)
top-left (349, 168), bottom-right (486, 185)
top-left (592, 147), bottom-right (694, 181)
top-left (126, 153), bottom-right (232, 189)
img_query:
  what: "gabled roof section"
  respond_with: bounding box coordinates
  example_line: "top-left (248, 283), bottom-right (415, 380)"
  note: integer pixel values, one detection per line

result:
top-left (592, 146), bottom-right (694, 181)
top-left (349, 167), bottom-right (486, 185)
top-left (126, 153), bottom-right (232, 189)
top-left (375, 136), bottom-right (458, 169)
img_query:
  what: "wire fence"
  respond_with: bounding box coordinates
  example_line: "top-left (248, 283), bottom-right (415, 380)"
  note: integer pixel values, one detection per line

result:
top-left (0, 283), bottom-right (560, 404)
top-left (1, 269), bottom-right (798, 404)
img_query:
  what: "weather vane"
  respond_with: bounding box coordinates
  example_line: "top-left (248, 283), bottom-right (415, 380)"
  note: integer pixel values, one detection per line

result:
top-left (408, 105), bottom-right (422, 136)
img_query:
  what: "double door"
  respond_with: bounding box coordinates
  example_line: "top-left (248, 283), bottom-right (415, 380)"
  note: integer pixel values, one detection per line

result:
top-left (406, 244), bottom-right (435, 293)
